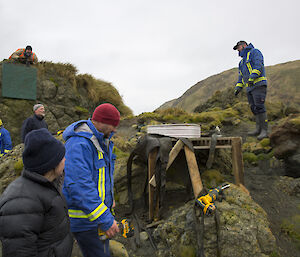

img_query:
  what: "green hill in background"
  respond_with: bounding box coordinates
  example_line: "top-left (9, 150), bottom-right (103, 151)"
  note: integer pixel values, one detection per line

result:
top-left (158, 60), bottom-right (300, 113)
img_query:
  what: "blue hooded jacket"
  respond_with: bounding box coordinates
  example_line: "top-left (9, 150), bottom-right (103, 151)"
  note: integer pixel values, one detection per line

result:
top-left (62, 119), bottom-right (116, 232)
top-left (235, 43), bottom-right (267, 93)
top-left (0, 127), bottom-right (12, 156)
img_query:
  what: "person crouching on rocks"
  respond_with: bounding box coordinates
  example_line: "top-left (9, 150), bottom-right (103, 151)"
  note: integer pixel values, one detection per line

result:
top-left (0, 128), bottom-right (73, 257)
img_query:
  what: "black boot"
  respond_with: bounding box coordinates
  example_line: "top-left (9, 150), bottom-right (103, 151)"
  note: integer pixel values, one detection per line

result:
top-left (248, 115), bottom-right (261, 136)
top-left (257, 112), bottom-right (268, 140)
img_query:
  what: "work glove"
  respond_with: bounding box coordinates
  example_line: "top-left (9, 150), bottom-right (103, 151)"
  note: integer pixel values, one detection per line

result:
top-left (234, 87), bottom-right (242, 96)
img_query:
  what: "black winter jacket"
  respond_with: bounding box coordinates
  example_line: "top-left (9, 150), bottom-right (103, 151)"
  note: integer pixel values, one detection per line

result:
top-left (21, 114), bottom-right (48, 142)
top-left (0, 170), bottom-right (73, 257)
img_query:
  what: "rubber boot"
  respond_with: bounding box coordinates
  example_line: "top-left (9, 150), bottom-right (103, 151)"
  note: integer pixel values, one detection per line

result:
top-left (257, 112), bottom-right (268, 140)
top-left (247, 115), bottom-right (261, 136)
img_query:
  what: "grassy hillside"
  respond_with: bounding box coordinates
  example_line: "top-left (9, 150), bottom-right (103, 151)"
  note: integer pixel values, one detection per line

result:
top-left (159, 60), bottom-right (300, 113)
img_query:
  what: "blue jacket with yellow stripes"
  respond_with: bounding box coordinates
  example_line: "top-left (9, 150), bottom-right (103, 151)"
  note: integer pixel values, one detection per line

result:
top-left (0, 126), bottom-right (12, 156)
top-left (235, 43), bottom-right (267, 93)
top-left (62, 119), bottom-right (116, 232)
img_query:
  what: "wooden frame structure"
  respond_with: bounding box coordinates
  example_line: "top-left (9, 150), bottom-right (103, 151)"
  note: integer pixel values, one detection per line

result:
top-left (148, 137), bottom-right (244, 220)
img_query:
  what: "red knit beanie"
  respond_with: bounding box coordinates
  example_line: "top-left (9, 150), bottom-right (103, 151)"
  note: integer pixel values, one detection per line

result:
top-left (92, 103), bottom-right (120, 127)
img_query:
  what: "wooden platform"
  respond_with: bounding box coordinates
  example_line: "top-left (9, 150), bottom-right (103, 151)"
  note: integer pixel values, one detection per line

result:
top-left (147, 137), bottom-right (245, 220)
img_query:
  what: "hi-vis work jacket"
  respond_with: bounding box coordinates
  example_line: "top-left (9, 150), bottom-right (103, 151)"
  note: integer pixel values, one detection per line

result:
top-left (9, 48), bottom-right (38, 64)
top-left (0, 126), bottom-right (12, 157)
top-left (62, 119), bottom-right (116, 232)
top-left (235, 43), bottom-right (267, 93)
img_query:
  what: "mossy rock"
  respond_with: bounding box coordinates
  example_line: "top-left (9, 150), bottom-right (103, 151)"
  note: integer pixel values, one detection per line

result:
top-left (113, 147), bottom-right (130, 159)
top-left (259, 138), bottom-right (270, 147)
top-left (74, 106), bottom-right (89, 114)
top-left (201, 169), bottom-right (224, 188)
top-left (14, 158), bottom-right (23, 175)
top-left (243, 152), bottom-right (258, 164)
top-left (289, 115), bottom-right (300, 130)
top-left (178, 245), bottom-right (196, 257)
top-left (281, 215), bottom-right (300, 246)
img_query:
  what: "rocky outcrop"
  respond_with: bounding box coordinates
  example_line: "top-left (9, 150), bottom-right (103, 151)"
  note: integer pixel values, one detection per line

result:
top-left (0, 61), bottom-right (132, 146)
top-left (153, 184), bottom-right (276, 257)
top-left (270, 114), bottom-right (300, 177)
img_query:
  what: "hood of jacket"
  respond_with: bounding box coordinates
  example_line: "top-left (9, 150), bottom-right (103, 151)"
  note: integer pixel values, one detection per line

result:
top-left (63, 119), bottom-right (114, 153)
top-left (239, 43), bottom-right (254, 57)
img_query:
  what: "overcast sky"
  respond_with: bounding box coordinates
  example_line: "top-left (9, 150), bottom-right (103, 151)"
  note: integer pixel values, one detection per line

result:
top-left (1, 0), bottom-right (299, 114)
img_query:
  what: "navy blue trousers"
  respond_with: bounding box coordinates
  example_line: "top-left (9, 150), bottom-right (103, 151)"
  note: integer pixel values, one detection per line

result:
top-left (73, 228), bottom-right (111, 257)
top-left (247, 85), bottom-right (267, 115)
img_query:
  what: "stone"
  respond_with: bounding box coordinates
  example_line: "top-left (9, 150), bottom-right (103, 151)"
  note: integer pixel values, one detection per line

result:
top-left (153, 184), bottom-right (276, 257)
top-left (41, 80), bottom-right (57, 99)
top-left (110, 240), bottom-right (129, 257)
top-left (140, 231), bottom-right (149, 241)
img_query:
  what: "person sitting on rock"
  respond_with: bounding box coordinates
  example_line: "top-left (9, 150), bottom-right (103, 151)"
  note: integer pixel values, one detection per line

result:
top-left (9, 45), bottom-right (38, 65)
top-left (0, 128), bottom-right (73, 257)
top-left (21, 104), bottom-right (48, 142)
top-left (0, 119), bottom-right (12, 157)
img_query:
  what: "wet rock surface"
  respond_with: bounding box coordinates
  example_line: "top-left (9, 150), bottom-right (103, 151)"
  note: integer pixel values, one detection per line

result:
top-left (270, 114), bottom-right (300, 177)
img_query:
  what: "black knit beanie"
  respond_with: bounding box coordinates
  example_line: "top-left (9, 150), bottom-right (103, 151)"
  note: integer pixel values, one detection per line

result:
top-left (22, 128), bottom-right (65, 175)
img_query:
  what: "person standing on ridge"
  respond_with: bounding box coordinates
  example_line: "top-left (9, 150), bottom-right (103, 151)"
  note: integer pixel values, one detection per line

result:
top-left (62, 103), bottom-right (120, 257)
top-left (21, 103), bottom-right (48, 142)
top-left (0, 128), bottom-right (73, 257)
top-left (9, 45), bottom-right (38, 65)
top-left (233, 40), bottom-right (268, 140)
top-left (0, 119), bottom-right (12, 157)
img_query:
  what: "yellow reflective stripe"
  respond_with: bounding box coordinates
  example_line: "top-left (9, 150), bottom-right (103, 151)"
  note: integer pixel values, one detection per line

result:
top-left (4, 149), bottom-right (10, 153)
top-left (246, 51), bottom-right (252, 74)
top-left (101, 167), bottom-right (105, 201)
top-left (246, 77), bottom-right (267, 87)
top-left (246, 63), bottom-right (252, 74)
top-left (252, 69), bottom-right (261, 76)
top-left (98, 167), bottom-right (105, 200)
top-left (254, 76), bottom-right (267, 83)
top-left (97, 151), bottom-right (106, 201)
top-left (246, 51), bottom-right (251, 61)
top-left (68, 209), bottom-right (88, 218)
top-left (68, 202), bottom-right (108, 221)
top-left (236, 83), bottom-right (243, 88)
top-left (89, 202), bottom-right (108, 221)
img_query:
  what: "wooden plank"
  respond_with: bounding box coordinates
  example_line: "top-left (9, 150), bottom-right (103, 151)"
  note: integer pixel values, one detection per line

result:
top-left (166, 140), bottom-right (184, 170)
top-left (184, 146), bottom-right (203, 198)
top-left (193, 145), bottom-right (232, 150)
top-left (148, 148), bottom-right (158, 221)
top-left (231, 137), bottom-right (245, 185)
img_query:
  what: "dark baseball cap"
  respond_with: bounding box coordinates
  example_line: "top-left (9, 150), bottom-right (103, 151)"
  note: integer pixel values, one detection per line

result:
top-left (233, 41), bottom-right (247, 50)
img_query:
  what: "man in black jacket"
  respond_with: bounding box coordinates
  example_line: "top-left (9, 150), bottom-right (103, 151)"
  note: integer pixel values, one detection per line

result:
top-left (0, 128), bottom-right (73, 257)
top-left (21, 103), bottom-right (48, 142)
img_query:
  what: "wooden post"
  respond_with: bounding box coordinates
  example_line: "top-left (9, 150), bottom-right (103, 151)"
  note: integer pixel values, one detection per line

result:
top-left (148, 148), bottom-right (158, 220)
top-left (184, 146), bottom-right (203, 198)
top-left (231, 137), bottom-right (245, 185)
top-left (166, 140), bottom-right (184, 170)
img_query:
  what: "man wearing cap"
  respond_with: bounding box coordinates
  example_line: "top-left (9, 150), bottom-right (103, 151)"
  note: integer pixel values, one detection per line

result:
top-left (21, 104), bottom-right (48, 142)
top-left (62, 103), bottom-right (121, 257)
top-left (0, 119), bottom-right (12, 157)
top-left (0, 128), bottom-right (73, 256)
top-left (9, 45), bottom-right (38, 65)
top-left (233, 41), bottom-right (268, 140)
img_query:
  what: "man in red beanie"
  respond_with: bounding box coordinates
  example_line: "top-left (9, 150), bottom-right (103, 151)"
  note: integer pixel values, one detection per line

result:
top-left (62, 103), bottom-right (120, 257)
